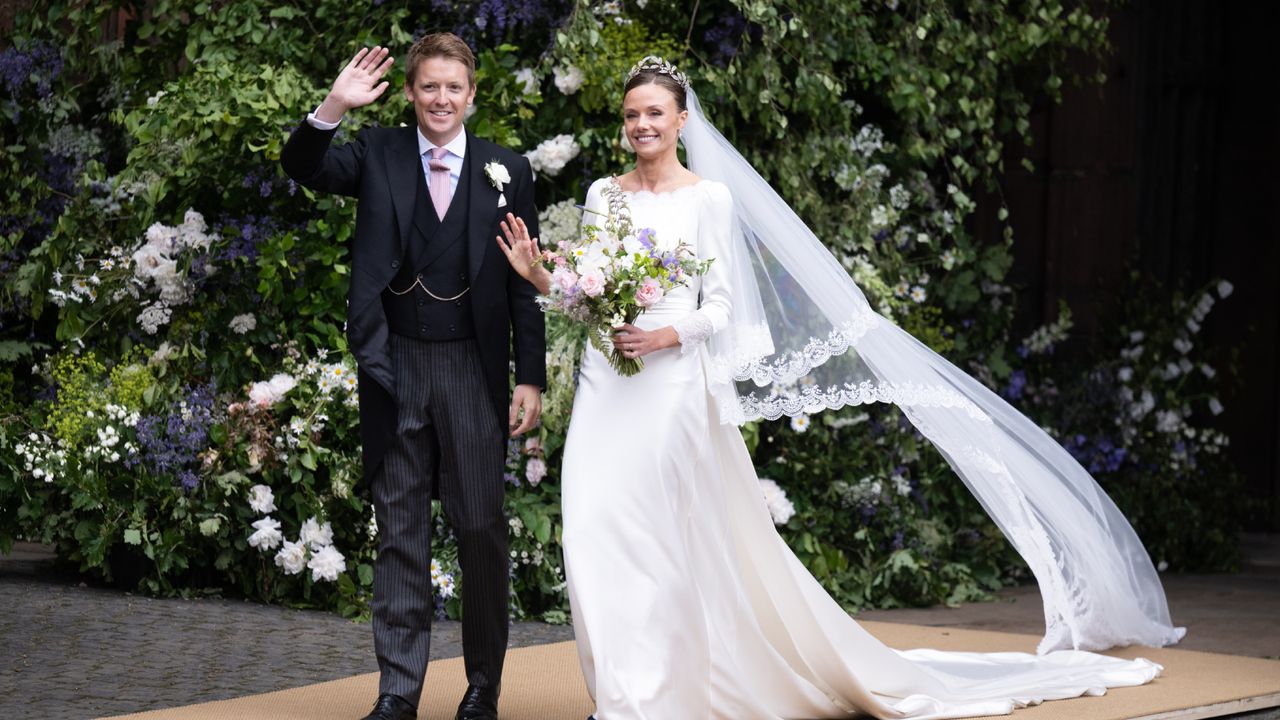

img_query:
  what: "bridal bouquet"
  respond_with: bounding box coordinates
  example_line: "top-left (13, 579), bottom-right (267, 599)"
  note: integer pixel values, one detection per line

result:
top-left (538, 182), bottom-right (711, 376)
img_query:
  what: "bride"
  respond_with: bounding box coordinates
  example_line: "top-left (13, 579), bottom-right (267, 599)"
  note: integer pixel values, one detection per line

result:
top-left (496, 57), bottom-right (1183, 719)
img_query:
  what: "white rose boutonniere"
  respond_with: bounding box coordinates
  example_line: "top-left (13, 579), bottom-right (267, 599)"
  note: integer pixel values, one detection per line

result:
top-left (485, 160), bottom-right (511, 207)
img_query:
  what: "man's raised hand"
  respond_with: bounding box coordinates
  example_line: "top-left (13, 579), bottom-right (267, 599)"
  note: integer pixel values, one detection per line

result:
top-left (315, 46), bottom-right (395, 123)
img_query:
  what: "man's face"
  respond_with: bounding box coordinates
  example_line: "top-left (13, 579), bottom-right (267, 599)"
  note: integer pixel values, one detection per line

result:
top-left (404, 56), bottom-right (475, 145)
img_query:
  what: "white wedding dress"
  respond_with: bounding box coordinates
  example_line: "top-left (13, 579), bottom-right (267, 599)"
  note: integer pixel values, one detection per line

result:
top-left (559, 178), bottom-right (1163, 720)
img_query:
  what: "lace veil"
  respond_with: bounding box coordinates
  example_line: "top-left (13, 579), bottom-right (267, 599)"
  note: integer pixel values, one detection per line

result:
top-left (682, 85), bottom-right (1185, 654)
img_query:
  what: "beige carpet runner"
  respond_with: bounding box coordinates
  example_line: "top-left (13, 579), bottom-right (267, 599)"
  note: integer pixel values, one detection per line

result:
top-left (103, 621), bottom-right (1280, 720)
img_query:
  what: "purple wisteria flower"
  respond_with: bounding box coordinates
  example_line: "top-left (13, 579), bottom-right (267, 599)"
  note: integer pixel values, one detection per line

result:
top-left (0, 41), bottom-right (63, 98)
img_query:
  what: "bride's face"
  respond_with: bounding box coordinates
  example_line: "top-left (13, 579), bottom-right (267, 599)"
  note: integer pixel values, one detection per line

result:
top-left (623, 83), bottom-right (687, 160)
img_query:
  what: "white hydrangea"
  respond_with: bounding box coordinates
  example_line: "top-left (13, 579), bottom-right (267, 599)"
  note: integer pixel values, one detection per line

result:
top-left (525, 134), bottom-right (581, 178)
top-left (850, 125), bottom-right (885, 158)
top-left (758, 478), bottom-right (795, 525)
top-left (307, 544), bottom-right (346, 582)
top-left (229, 313), bottom-right (257, 334)
top-left (248, 517), bottom-right (283, 551)
top-left (538, 199), bottom-right (585, 249)
top-left (299, 516), bottom-right (334, 550)
top-left (553, 65), bottom-right (584, 95)
top-left (248, 484), bottom-right (276, 514)
top-left (274, 540), bottom-right (307, 575)
top-left (888, 184), bottom-right (911, 210)
top-left (514, 67), bottom-right (539, 96)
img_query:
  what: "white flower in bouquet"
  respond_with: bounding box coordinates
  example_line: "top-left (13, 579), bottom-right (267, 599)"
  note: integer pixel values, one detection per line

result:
top-left (577, 268), bottom-right (606, 297)
top-left (758, 478), bottom-right (796, 525)
top-left (553, 65), bottom-right (584, 95)
top-left (525, 457), bottom-right (547, 486)
top-left (299, 516), bottom-right (334, 550)
top-left (790, 414), bottom-right (810, 433)
top-left (514, 67), bottom-right (539, 96)
top-left (248, 517), bottom-right (283, 551)
top-left (537, 183), bottom-right (712, 376)
top-left (1208, 397), bottom-right (1224, 416)
top-left (1217, 280), bottom-right (1234, 299)
top-left (248, 484), bottom-right (276, 514)
top-left (909, 285), bottom-right (927, 303)
top-left (229, 313), bottom-right (257, 334)
top-left (274, 540), bottom-right (307, 575)
top-left (307, 544), bottom-right (346, 582)
top-left (526, 134), bottom-right (581, 177)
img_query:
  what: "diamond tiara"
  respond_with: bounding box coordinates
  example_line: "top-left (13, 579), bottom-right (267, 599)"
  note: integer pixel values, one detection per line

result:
top-left (626, 55), bottom-right (690, 89)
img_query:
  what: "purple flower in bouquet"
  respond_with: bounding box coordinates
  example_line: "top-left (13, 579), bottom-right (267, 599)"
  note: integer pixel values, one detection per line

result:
top-left (535, 182), bottom-right (713, 376)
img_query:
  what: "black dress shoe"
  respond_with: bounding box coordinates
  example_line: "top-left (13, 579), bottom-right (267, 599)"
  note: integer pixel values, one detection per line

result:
top-left (361, 693), bottom-right (416, 720)
top-left (455, 683), bottom-right (500, 720)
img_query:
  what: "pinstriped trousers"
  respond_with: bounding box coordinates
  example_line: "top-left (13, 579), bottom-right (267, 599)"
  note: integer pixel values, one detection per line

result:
top-left (372, 335), bottom-right (508, 706)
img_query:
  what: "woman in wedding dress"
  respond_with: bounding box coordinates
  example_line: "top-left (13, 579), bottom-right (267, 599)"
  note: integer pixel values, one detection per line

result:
top-left (496, 57), bottom-right (1181, 720)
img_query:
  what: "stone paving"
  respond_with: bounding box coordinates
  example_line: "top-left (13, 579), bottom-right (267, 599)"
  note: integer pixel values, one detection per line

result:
top-left (2, 536), bottom-right (1278, 720)
top-left (0, 548), bottom-right (572, 720)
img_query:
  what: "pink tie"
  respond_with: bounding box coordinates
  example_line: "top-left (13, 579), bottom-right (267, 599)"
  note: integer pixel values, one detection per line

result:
top-left (427, 147), bottom-right (451, 220)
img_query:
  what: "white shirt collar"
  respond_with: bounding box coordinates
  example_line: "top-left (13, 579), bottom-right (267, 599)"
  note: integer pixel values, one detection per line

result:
top-left (417, 125), bottom-right (468, 160)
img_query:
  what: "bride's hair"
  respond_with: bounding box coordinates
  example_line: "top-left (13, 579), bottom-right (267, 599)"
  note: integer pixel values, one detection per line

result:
top-left (624, 58), bottom-right (688, 112)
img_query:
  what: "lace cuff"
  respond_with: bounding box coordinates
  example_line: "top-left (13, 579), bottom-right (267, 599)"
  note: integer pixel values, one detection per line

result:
top-left (672, 313), bottom-right (715, 355)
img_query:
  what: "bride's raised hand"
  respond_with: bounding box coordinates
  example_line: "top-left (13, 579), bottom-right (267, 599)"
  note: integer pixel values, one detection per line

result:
top-left (497, 213), bottom-right (552, 294)
top-left (318, 46), bottom-right (395, 120)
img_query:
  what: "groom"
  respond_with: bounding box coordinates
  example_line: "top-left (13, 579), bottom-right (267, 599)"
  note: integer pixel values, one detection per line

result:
top-left (281, 34), bottom-right (544, 720)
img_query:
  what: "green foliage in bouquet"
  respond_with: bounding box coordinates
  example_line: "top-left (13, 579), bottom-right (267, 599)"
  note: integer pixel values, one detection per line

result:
top-left (0, 0), bottom-right (1241, 621)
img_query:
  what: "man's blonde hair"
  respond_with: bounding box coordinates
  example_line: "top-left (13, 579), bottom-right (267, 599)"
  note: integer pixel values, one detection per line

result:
top-left (405, 33), bottom-right (476, 87)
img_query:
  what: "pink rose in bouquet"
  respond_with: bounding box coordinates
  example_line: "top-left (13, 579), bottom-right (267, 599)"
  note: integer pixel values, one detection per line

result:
top-left (535, 180), bottom-right (712, 376)
top-left (635, 278), bottom-right (664, 308)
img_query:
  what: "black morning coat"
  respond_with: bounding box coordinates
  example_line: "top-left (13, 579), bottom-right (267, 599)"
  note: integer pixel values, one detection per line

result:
top-left (280, 118), bottom-right (546, 482)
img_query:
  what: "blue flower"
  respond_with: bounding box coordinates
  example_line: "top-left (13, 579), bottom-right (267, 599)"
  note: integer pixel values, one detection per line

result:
top-left (1003, 370), bottom-right (1027, 400)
